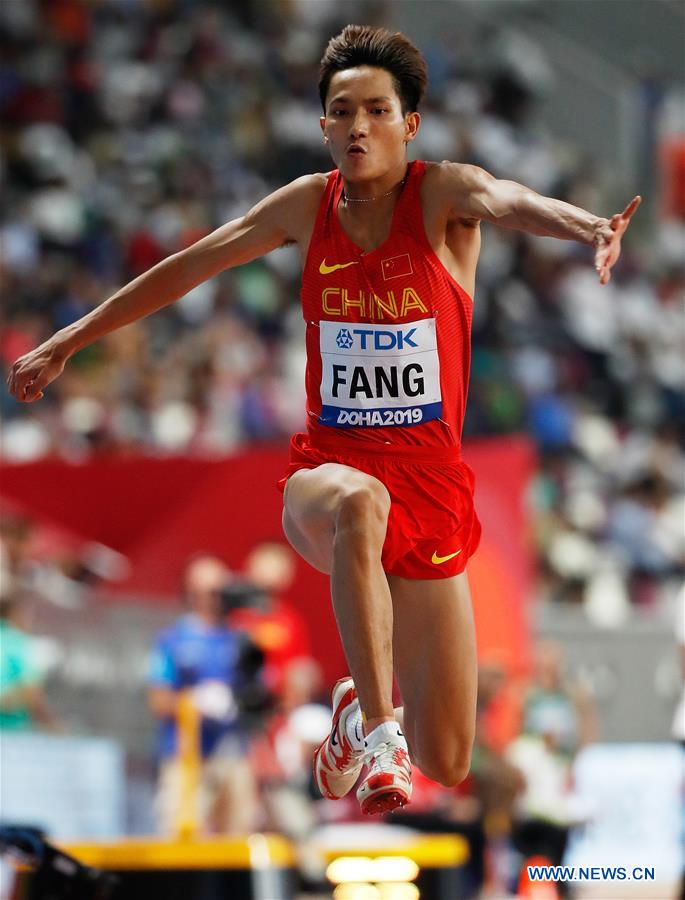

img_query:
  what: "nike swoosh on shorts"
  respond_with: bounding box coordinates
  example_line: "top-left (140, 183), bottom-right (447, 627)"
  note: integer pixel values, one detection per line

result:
top-left (431, 549), bottom-right (462, 565)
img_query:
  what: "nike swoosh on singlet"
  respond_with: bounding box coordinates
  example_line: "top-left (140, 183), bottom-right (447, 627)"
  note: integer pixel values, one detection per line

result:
top-left (431, 549), bottom-right (462, 565)
top-left (319, 258), bottom-right (360, 275)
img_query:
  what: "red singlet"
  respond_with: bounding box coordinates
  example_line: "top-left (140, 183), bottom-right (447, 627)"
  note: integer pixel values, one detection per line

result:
top-left (280, 160), bottom-right (482, 578)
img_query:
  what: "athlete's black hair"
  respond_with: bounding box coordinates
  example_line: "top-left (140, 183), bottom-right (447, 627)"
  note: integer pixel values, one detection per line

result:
top-left (319, 25), bottom-right (428, 115)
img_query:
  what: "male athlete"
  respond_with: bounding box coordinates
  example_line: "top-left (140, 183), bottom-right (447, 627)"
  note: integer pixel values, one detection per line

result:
top-left (8, 26), bottom-right (639, 815)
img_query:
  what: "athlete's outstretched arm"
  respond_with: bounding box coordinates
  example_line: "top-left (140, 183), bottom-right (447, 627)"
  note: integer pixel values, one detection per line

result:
top-left (7, 175), bottom-right (324, 402)
top-left (446, 163), bottom-right (640, 286)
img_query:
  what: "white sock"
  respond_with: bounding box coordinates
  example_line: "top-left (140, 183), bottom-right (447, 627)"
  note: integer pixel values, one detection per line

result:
top-left (344, 703), bottom-right (365, 751)
top-left (363, 720), bottom-right (408, 753)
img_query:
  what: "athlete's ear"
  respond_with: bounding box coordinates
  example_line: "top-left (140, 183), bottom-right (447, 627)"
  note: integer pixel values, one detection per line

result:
top-left (320, 116), bottom-right (328, 141)
top-left (404, 111), bottom-right (420, 144)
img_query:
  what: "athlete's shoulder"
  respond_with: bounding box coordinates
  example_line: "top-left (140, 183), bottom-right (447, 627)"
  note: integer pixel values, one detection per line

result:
top-left (285, 172), bottom-right (331, 242)
top-left (253, 172), bottom-right (328, 212)
top-left (423, 161), bottom-right (492, 224)
top-left (424, 161), bottom-right (490, 193)
top-left (276, 172), bottom-right (331, 207)
top-left (246, 172), bottom-right (330, 245)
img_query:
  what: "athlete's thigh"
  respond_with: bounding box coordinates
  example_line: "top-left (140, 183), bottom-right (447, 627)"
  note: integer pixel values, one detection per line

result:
top-left (389, 571), bottom-right (477, 757)
top-left (282, 462), bottom-right (389, 574)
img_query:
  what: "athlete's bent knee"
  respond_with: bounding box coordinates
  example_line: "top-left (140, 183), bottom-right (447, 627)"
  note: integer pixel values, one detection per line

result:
top-left (419, 748), bottom-right (472, 788)
top-left (335, 482), bottom-right (391, 537)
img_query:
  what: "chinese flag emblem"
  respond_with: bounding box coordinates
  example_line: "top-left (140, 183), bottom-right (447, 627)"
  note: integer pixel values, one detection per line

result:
top-left (381, 253), bottom-right (413, 280)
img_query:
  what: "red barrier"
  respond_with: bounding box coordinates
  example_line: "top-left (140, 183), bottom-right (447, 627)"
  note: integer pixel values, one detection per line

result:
top-left (1, 437), bottom-right (535, 682)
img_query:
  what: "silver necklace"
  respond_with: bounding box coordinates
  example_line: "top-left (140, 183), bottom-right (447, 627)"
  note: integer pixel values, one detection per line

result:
top-left (342, 178), bottom-right (406, 207)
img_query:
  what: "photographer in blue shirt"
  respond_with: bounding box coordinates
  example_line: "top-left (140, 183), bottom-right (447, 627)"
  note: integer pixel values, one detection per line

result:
top-left (147, 555), bottom-right (263, 835)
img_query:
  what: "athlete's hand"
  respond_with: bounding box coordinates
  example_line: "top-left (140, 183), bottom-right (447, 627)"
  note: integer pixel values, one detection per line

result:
top-left (6, 339), bottom-right (69, 402)
top-left (593, 195), bottom-right (641, 285)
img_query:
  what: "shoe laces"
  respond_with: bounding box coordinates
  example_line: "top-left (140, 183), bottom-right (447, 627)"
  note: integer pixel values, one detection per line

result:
top-left (365, 739), bottom-right (411, 777)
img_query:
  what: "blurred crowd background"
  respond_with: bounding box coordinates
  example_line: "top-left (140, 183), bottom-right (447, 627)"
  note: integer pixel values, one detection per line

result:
top-left (0, 1), bottom-right (683, 897)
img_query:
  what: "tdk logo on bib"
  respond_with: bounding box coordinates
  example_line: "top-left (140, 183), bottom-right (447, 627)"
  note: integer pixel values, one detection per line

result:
top-left (335, 327), bottom-right (419, 352)
top-left (320, 319), bottom-right (442, 428)
top-left (335, 328), bottom-right (354, 349)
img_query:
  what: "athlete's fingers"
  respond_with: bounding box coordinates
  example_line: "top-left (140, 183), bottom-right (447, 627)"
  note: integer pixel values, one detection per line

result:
top-left (594, 238), bottom-right (614, 284)
top-left (7, 364), bottom-right (25, 400)
top-left (7, 362), bottom-right (22, 396)
top-left (594, 239), bottom-right (609, 268)
top-left (17, 376), bottom-right (39, 402)
top-left (9, 374), bottom-right (25, 401)
top-left (23, 377), bottom-right (47, 402)
top-left (10, 373), bottom-right (25, 400)
top-left (594, 195), bottom-right (639, 285)
top-left (596, 249), bottom-right (611, 284)
top-left (621, 195), bottom-right (641, 221)
top-left (610, 195), bottom-right (641, 233)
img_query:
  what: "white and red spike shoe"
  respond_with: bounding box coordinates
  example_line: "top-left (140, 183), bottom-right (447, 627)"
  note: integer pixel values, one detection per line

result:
top-left (313, 677), bottom-right (364, 800)
top-left (356, 723), bottom-right (412, 815)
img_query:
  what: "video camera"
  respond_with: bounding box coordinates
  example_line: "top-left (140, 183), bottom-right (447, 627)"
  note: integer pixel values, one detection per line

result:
top-left (219, 579), bottom-right (269, 615)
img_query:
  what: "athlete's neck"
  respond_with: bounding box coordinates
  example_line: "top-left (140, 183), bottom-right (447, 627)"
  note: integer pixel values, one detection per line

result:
top-left (341, 162), bottom-right (409, 203)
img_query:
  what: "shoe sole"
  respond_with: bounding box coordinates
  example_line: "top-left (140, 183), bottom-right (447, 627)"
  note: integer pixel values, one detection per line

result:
top-left (360, 786), bottom-right (411, 816)
top-left (313, 677), bottom-right (359, 800)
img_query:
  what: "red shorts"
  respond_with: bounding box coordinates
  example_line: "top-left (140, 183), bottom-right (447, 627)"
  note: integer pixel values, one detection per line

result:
top-left (278, 432), bottom-right (481, 580)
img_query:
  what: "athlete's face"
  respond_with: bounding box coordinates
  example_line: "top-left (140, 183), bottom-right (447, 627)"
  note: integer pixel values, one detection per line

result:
top-left (320, 66), bottom-right (420, 183)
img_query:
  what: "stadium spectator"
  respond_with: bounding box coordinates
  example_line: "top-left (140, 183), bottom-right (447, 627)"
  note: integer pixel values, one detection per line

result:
top-left (506, 640), bottom-right (597, 896)
top-left (147, 554), bottom-right (261, 835)
top-left (0, 591), bottom-right (60, 732)
top-left (229, 541), bottom-right (313, 700)
top-left (250, 657), bottom-right (331, 841)
top-left (519, 639), bottom-right (597, 753)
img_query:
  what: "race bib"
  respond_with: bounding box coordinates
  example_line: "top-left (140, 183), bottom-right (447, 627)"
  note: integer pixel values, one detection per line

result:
top-left (319, 319), bottom-right (442, 428)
